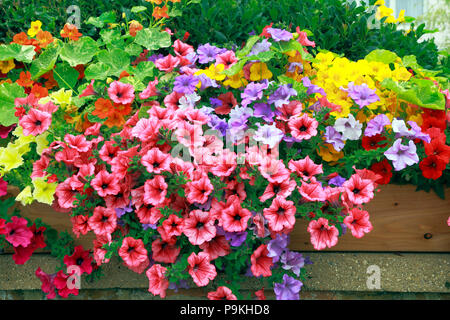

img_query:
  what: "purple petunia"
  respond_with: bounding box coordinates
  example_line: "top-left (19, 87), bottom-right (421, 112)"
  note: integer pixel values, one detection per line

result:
top-left (280, 251), bottom-right (305, 277)
top-left (253, 102), bottom-right (275, 122)
top-left (341, 82), bottom-right (380, 108)
top-left (173, 75), bottom-right (199, 94)
top-left (384, 138), bottom-right (419, 171)
top-left (216, 226), bottom-right (247, 247)
top-left (248, 39), bottom-right (272, 56)
top-left (324, 126), bottom-right (345, 151)
top-left (392, 118), bottom-right (431, 143)
top-left (268, 84), bottom-right (297, 108)
top-left (241, 80), bottom-right (269, 107)
top-left (267, 234), bottom-right (289, 263)
top-left (196, 43), bottom-right (223, 64)
top-left (115, 201), bottom-right (133, 219)
top-left (253, 123), bottom-right (285, 149)
top-left (196, 73), bottom-right (219, 90)
top-left (364, 114), bottom-right (391, 137)
top-left (328, 174), bottom-right (346, 187)
top-left (274, 274), bottom-right (303, 300)
top-left (267, 28), bottom-right (293, 42)
top-left (302, 77), bottom-right (326, 96)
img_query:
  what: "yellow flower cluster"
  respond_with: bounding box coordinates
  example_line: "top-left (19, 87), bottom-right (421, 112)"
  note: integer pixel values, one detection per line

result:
top-left (375, 0), bottom-right (405, 24)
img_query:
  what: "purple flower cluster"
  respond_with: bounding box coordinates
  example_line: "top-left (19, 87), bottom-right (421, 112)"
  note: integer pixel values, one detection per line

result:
top-left (341, 82), bottom-right (380, 108)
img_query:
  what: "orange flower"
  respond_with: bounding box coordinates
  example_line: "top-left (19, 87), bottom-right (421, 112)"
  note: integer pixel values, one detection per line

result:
top-left (152, 5), bottom-right (169, 20)
top-left (146, 0), bottom-right (163, 4)
top-left (129, 20), bottom-right (143, 37)
top-left (60, 24), bottom-right (82, 41)
top-left (104, 112), bottom-right (125, 128)
top-left (12, 32), bottom-right (31, 45)
top-left (113, 103), bottom-right (132, 116)
top-left (31, 84), bottom-right (49, 98)
top-left (119, 70), bottom-right (130, 79)
top-left (36, 30), bottom-right (54, 48)
top-left (16, 71), bottom-right (34, 87)
top-left (42, 71), bottom-right (58, 90)
top-left (93, 98), bottom-right (113, 119)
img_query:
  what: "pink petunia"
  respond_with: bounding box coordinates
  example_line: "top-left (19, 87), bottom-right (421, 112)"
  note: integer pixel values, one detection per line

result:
top-left (88, 206), bottom-right (117, 236)
top-left (183, 210), bottom-right (216, 246)
top-left (187, 252), bottom-right (217, 287)
top-left (288, 113), bottom-right (318, 141)
top-left (146, 264), bottom-right (169, 298)
top-left (250, 244), bottom-right (273, 277)
top-left (263, 196), bottom-right (296, 232)
top-left (139, 78), bottom-right (159, 100)
top-left (143, 175), bottom-right (168, 206)
top-left (107, 81), bottom-right (135, 104)
top-left (19, 108), bottom-right (52, 136)
top-left (4, 216), bottom-right (33, 247)
top-left (344, 208), bottom-right (373, 238)
top-left (307, 218), bottom-right (339, 250)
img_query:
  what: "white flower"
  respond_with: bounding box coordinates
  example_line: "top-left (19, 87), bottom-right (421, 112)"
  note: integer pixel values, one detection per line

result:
top-left (333, 114), bottom-right (362, 140)
top-left (253, 123), bottom-right (284, 149)
top-left (178, 92), bottom-right (200, 109)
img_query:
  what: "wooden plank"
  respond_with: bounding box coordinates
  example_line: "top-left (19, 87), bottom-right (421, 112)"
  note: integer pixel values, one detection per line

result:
top-left (3, 185), bottom-right (450, 252)
top-left (290, 184), bottom-right (450, 252)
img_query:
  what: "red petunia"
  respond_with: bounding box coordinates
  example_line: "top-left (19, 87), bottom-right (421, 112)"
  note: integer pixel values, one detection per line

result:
top-left (183, 210), bottom-right (216, 246)
top-left (288, 114), bottom-right (318, 141)
top-left (63, 245), bottom-right (93, 275)
top-left (259, 179), bottom-right (296, 203)
top-left (221, 196), bottom-right (252, 232)
top-left (424, 139), bottom-right (450, 164)
top-left (419, 155), bottom-right (447, 180)
top-left (118, 237), bottom-right (149, 271)
top-left (307, 218), bottom-right (339, 250)
top-left (288, 155), bottom-right (323, 181)
top-left (91, 170), bottom-right (120, 198)
top-left (54, 270), bottom-right (79, 298)
top-left (370, 159), bottom-right (393, 185)
top-left (151, 238), bottom-right (180, 264)
top-left (199, 234), bottom-right (230, 260)
top-left (263, 196), bottom-right (296, 233)
top-left (207, 286), bottom-right (237, 300)
top-left (344, 208), bottom-right (373, 239)
top-left (88, 206), bottom-right (117, 236)
top-left (146, 264), bottom-right (169, 298)
top-left (250, 244), bottom-right (273, 277)
top-left (143, 175), bottom-right (168, 206)
top-left (187, 252), bottom-right (217, 287)
top-left (361, 134), bottom-right (388, 151)
top-left (4, 216), bottom-right (33, 248)
top-left (185, 175), bottom-right (214, 204)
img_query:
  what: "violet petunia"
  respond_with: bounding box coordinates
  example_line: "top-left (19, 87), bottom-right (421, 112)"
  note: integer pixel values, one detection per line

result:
top-left (274, 274), bottom-right (303, 300)
top-left (267, 234), bottom-right (289, 263)
top-left (173, 75), bottom-right (199, 94)
top-left (268, 84), bottom-right (297, 108)
top-left (364, 114), bottom-right (391, 137)
top-left (267, 28), bottom-right (293, 42)
top-left (253, 103), bottom-right (275, 122)
top-left (280, 250), bottom-right (305, 277)
top-left (341, 82), bottom-right (380, 108)
top-left (302, 77), bottom-right (326, 96)
top-left (196, 43), bottom-right (223, 64)
top-left (384, 138), bottom-right (419, 171)
top-left (115, 201), bottom-right (133, 219)
top-left (324, 126), bottom-right (345, 151)
top-left (241, 80), bottom-right (269, 107)
top-left (253, 123), bottom-right (284, 149)
top-left (248, 39), bottom-right (272, 56)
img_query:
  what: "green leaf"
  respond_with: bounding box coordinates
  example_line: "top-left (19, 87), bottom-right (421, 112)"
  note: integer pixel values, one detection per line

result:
top-left (278, 39), bottom-right (303, 53)
top-left (97, 48), bottom-right (130, 76)
top-left (365, 49), bottom-right (399, 64)
top-left (0, 82), bottom-right (26, 126)
top-left (402, 55), bottom-right (439, 77)
top-left (84, 62), bottom-right (111, 80)
top-left (221, 58), bottom-right (248, 76)
top-left (99, 28), bottom-right (122, 45)
top-left (124, 43), bottom-right (143, 56)
top-left (236, 35), bottom-right (260, 58)
top-left (0, 44), bottom-right (36, 63)
top-left (53, 62), bottom-right (79, 90)
top-left (29, 42), bottom-right (61, 79)
top-left (86, 11), bottom-right (116, 28)
top-left (247, 50), bottom-right (275, 62)
top-left (60, 37), bottom-right (99, 67)
top-left (131, 6), bottom-right (148, 13)
top-left (120, 77), bottom-right (146, 91)
top-left (381, 78), bottom-right (445, 110)
top-left (133, 61), bottom-right (155, 82)
top-left (134, 28), bottom-right (171, 51)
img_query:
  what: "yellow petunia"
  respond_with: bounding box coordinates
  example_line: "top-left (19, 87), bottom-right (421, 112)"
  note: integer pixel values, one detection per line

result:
top-left (205, 63), bottom-right (226, 81)
top-left (0, 147), bottom-right (23, 172)
top-left (0, 60), bottom-right (15, 74)
top-left (392, 66), bottom-right (412, 82)
top-left (223, 71), bottom-right (248, 89)
top-left (50, 88), bottom-right (72, 108)
top-left (317, 143), bottom-right (344, 162)
top-left (32, 177), bottom-right (58, 205)
top-left (35, 132), bottom-right (49, 155)
top-left (27, 20), bottom-right (42, 37)
top-left (249, 62), bottom-right (273, 81)
top-left (16, 186), bottom-right (34, 206)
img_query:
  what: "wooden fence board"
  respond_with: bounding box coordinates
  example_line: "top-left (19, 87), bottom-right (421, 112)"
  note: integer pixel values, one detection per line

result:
top-left (3, 184), bottom-right (450, 252)
top-left (290, 184), bottom-right (450, 252)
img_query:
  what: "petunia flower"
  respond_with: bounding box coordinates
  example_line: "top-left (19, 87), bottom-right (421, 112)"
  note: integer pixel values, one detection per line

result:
top-left (384, 139), bottom-right (419, 171)
top-left (341, 82), bottom-right (380, 108)
top-left (266, 28), bottom-right (293, 42)
top-left (274, 274), bottom-right (303, 300)
top-left (333, 114), bottom-right (362, 140)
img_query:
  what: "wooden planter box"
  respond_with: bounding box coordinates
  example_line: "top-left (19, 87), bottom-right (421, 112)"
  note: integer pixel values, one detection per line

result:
top-left (4, 184), bottom-right (450, 252)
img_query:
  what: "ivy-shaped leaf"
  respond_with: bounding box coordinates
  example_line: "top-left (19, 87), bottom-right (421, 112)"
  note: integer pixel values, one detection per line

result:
top-left (29, 42), bottom-right (61, 79)
top-left (134, 28), bottom-right (171, 51)
top-left (0, 82), bottom-right (26, 126)
top-left (60, 37), bottom-right (99, 67)
top-left (84, 62), bottom-right (111, 80)
top-left (97, 48), bottom-right (130, 76)
top-left (53, 62), bottom-right (79, 90)
top-left (0, 43), bottom-right (36, 63)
